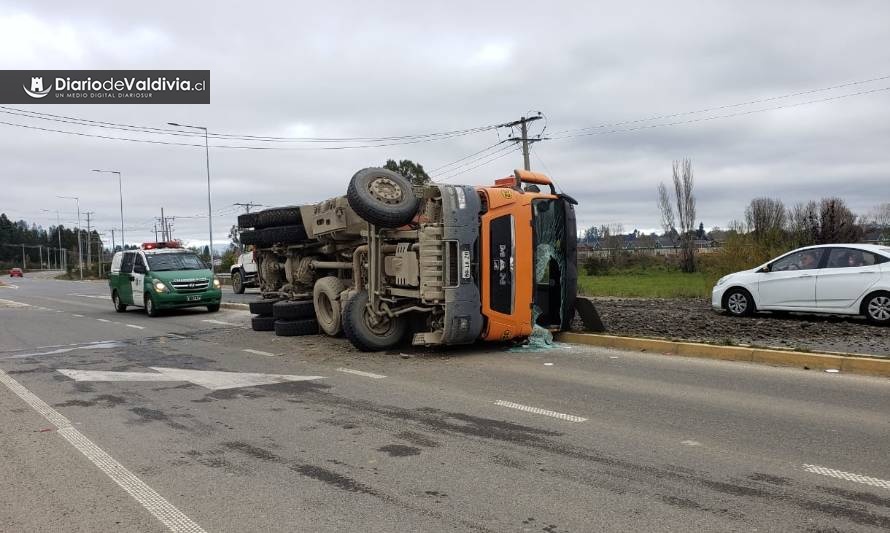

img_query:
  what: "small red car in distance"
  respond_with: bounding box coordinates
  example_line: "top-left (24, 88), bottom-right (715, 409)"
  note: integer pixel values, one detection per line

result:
top-left (9, 268), bottom-right (23, 277)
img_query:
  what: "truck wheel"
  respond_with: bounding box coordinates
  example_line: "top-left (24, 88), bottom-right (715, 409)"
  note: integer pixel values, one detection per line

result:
top-left (314, 276), bottom-right (346, 336)
top-left (342, 290), bottom-right (407, 352)
top-left (237, 212), bottom-right (259, 229)
top-left (272, 299), bottom-right (315, 320)
top-left (256, 206), bottom-right (303, 229)
top-left (112, 290), bottom-right (127, 313)
top-left (232, 271), bottom-right (245, 294)
top-left (248, 298), bottom-right (280, 317)
top-left (274, 318), bottom-right (319, 337)
top-left (145, 293), bottom-right (161, 317)
top-left (257, 225), bottom-right (308, 246)
top-left (346, 168), bottom-right (419, 228)
top-left (251, 316), bottom-right (276, 331)
top-left (240, 229), bottom-right (259, 246)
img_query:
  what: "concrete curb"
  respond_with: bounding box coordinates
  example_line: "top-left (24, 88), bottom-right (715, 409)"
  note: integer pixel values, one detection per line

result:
top-left (558, 332), bottom-right (890, 378)
top-left (220, 302), bottom-right (249, 311)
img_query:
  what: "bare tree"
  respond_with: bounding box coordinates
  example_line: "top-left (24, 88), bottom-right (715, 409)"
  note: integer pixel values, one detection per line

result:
top-left (866, 202), bottom-right (890, 242)
top-left (818, 197), bottom-right (861, 243)
top-left (656, 158), bottom-right (697, 272)
top-left (786, 201), bottom-right (819, 246)
top-left (745, 198), bottom-right (786, 239)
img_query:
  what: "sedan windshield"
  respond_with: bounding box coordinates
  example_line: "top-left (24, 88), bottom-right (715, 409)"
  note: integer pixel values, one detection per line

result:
top-left (146, 253), bottom-right (206, 271)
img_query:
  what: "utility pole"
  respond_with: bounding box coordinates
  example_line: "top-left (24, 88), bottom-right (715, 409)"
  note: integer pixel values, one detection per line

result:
top-left (21, 244), bottom-right (26, 270)
top-left (38, 245), bottom-right (43, 269)
top-left (110, 228), bottom-right (116, 252)
top-left (153, 223), bottom-right (159, 242)
top-left (58, 196), bottom-right (82, 280)
top-left (234, 202), bottom-right (262, 213)
top-left (85, 211), bottom-right (94, 270)
top-left (505, 115), bottom-right (544, 171)
top-left (160, 208), bottom-right (167, 241)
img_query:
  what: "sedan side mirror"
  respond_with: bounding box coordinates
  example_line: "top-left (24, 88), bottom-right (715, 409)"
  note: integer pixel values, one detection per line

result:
top-left (757, 266), bottom-right (770, 273)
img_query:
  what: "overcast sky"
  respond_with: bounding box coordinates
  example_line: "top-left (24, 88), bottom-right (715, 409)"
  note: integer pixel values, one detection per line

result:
top-left (1, 0), bottom-right (888, 248)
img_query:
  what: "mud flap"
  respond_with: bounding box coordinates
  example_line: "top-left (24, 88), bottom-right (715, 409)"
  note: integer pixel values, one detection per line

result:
top-left (574, 297), bottom-right (606, 332)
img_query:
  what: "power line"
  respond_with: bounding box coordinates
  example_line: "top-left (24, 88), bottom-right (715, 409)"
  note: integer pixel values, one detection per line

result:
top-left (0, 106), bottom-right (501, 143)
top-left (549, 86), bottom-right (890, 141)
top-left (550, 74), bottom-right (890, 136)
top-left (438, 145), bottom-right (523, 181)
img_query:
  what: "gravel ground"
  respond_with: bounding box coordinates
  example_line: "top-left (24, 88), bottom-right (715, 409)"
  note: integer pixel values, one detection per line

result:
top-left (574, 297), bottom-right (890, 357)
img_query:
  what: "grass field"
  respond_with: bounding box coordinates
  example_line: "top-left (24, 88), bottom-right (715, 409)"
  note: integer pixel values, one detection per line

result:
top-left (577, 271), bottom-right (712, 299)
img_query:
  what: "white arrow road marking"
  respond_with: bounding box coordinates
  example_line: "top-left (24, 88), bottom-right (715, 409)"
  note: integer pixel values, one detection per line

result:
top-left (0, 368), bottom-right (206, 533)
top-left (56, 367), bottom-right (325, 390)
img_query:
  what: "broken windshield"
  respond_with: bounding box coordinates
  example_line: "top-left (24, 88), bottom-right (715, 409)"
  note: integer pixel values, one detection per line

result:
top-left (532, 199), bottom-right (568, 328)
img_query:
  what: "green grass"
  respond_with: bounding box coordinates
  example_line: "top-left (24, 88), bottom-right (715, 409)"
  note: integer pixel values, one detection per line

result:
top-left (578, 270), bottom-right (712, 299)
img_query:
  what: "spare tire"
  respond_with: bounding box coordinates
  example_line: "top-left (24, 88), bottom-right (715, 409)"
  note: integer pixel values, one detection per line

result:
top-left (272, 299), bottom-right (315, 321)
top-left (258, 225), bottom-right (308, 246)
top-left (346, 168), bottom-right (419, 228)
top-left (256, 207), bottom-right (303, 229)
top-left (313, 276), bottom-right (346, 336)
top-left (251, 316), bottom-right (276, 331)
top-left (274, 318), bottom-right (319, 337)
top-left (237, 212), bottom-right (259, 229)
top-left (249, 298), bottom-right (281, 316)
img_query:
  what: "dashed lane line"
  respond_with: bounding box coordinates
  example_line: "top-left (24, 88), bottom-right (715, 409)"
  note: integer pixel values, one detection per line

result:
top-left (0, 368), bottom-right (206, 532)
top-left (336, 367), bottom-right (386, 379)
top-left (72, 314), bottom-right (85, 318)
top-left (126, 324), bottom-right (145, 330)
top-left (494, 400), bottom-right (587, 423)
top-left (96, 318), bottom-right (111, 323)
top-left (803, 464), bottom-right (890, 490)
top-left (242, 349), bottom-right (277, 357)
top-left (202, 319), bottom-right (242, 327)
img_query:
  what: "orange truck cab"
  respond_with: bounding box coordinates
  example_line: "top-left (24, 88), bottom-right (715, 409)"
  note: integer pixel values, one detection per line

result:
top-left (477, 169), bottom-right (578, 341)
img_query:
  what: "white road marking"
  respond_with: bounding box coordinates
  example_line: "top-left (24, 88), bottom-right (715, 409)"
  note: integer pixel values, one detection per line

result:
top-left (543, 362), bottom-right (554, 366)
top-left (96, 318), bottom-right (111, 323)
top-left (1, 341), bottom-right (123, 360)
top-left (494, 400), bottom-right (587, 423)
top-left (803, 464), bottom-right (890, 490)
top-left (126, 324), bottom-right (145, 330)
top-left (72, 314), bottom-right (85, 318)
top-left (0, 283), bottom-right (18, 289)
top-left (0, 298), bottom-right (29, 308)
top-left (0, 368), bottom-right (206, 533)
top-left (68, 293), bottom-right (108, 300)
top-left (242, 349), bottom-right (277, 357)
top-left (681, 440), bottom-right (702, 446)
top-left (337, 367), bottom-right (386, 379)
top-left (202, 319), bottom-right (240, 327)
top-left (57, 367), bottom-right (325, 391)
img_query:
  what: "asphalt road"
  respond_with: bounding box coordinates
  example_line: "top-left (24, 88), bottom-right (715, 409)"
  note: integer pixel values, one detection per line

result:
top-left (1, 275), bottom-right (889, 532)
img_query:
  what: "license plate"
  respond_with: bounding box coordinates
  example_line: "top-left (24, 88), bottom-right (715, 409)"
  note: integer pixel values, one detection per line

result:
top-left (186, 295), bottom-right (202, 302)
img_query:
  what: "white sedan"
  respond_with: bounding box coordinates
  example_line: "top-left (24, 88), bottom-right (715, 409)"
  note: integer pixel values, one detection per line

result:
top-left (712, 244), bottom-right (890, 325)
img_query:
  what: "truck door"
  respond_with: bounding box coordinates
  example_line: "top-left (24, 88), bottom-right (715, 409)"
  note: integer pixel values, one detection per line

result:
top-left (131, 253), bottom-right (147, 307)
top-left (118, 252), bottom-right (135, 305)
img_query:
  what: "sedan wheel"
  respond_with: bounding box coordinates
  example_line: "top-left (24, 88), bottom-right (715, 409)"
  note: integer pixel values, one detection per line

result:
top-left (865, 294), bottom-right (890, 325)
top-left (725, 289), bottom-right (754, 317)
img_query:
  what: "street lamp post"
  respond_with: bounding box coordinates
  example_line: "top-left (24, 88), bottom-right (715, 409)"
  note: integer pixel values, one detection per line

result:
top-left (91, 169), bottom-right (124, 251)
top-left (42, 209), bottom-right (64, 270)
top-left (168, 122), bottom-right (214, 272)
top-left (58, 196), bottom-right (82, 280)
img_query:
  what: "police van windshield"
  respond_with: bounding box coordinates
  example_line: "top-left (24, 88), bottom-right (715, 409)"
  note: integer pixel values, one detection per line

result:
top-left (146, 253), bottom-right (206, 271)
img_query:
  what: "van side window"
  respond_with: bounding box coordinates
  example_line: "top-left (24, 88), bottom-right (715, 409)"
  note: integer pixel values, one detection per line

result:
top-left (134, 254), bottom-right (146, 271)
top-left (120, 252), bottom-right (135, 274)
top-left (110, 253), bottom-right (123, 273)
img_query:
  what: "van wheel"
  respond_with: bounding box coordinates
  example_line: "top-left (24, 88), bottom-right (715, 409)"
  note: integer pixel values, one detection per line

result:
top-left (145, 293), bottom-right (161, 317)
top-left (232, 271), bottom-right (245, 294)
top-left (314, 276), bottom-right (346, 336)
top-left (863, 292), bottom-right (890, 325)
top-left (342, 290), bottom-right (407, 352)
top-left (346, 168), bottom-right (419, 228)
top-left (112, 291), bottom-right (127, 313)
top-left (207, 304), bottom-right (220, 313)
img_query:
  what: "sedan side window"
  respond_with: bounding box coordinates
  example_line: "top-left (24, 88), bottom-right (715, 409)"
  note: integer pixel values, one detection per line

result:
top-left (771, 249), bottom-right (824, 271)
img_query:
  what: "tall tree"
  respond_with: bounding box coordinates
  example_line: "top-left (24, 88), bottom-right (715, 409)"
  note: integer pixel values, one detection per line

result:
top-left (383, 159), bottom-right (430, 186)
top-left (656, 158), bottom-right (697, 272)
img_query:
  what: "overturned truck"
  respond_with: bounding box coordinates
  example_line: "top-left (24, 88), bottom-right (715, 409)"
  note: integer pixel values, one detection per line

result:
top-left (239, 168), bottom-right (577, 351)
